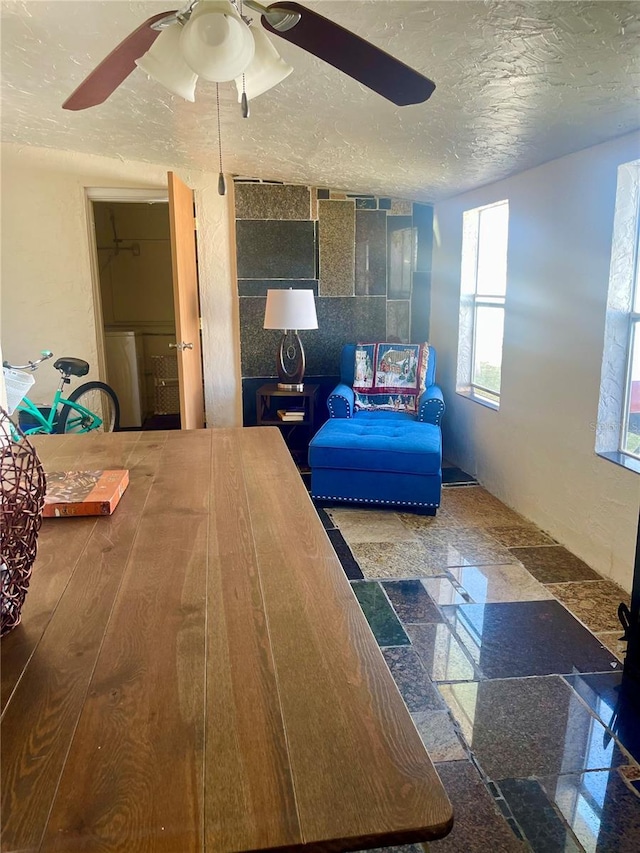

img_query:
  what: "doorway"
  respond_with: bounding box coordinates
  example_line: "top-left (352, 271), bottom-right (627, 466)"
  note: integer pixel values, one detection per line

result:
top-left (92, 200), bottom-right (181, 430)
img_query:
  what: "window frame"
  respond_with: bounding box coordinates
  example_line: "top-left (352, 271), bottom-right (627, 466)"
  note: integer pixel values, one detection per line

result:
top-left (619, 213), bottom-right (640, 458)
top-left (595, 158), bottom-right (640, 473)
top-left (457, 199), bottom-right (509, 409)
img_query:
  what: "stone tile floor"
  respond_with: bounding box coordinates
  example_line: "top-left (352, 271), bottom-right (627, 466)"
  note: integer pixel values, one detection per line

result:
top-left (319, 485), bottom-right (639, 853)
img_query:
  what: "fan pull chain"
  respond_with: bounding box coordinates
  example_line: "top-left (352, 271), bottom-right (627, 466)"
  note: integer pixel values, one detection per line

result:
top-left (241, 74), bottom-right (249, 119)
top-left (237, 0), bottom-right (249, 118)
top-left (216, 84), bottom-right (226, 196)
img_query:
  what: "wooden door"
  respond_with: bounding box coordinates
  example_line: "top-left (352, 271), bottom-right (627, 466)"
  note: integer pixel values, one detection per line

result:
top-left (168, 172), bottom-right (205, 429)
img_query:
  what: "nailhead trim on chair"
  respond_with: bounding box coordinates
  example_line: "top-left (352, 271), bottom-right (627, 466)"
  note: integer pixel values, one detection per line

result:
top-left (329, 397), bottom-right (443, 424)
top-left (418, 399), bottom-right (445, 425)
top-left (312, 494), bottom-right (439, 508)
top-left (328, 396), bottom-right (352, 418)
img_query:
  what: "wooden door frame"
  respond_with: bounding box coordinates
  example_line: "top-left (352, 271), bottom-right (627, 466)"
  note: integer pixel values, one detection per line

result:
top-left (167, 173), bottom-right (206, 429)
top-left (85, 187), bottom-right (170, 389)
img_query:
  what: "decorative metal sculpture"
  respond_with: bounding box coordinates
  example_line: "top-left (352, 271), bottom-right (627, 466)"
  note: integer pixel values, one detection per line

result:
top-left (1, 408), bottom-right (46, 636)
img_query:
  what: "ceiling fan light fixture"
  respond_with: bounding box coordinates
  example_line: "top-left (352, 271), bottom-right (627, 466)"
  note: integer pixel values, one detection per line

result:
top-left (180, 0), bottom-right (255, 83)
top-left (135, 23), bottom-right (198, 102)
top-left (234, 25), bottom-right (293, 101)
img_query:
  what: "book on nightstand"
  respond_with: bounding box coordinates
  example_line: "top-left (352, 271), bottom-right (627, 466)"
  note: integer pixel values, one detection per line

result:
top-left (43, 470), bottom-right (130, 517)
top-left (277, 409), bottom-right (306, 422)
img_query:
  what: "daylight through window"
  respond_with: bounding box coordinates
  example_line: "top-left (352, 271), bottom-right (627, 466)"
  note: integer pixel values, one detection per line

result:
top-left (596, 159), bottom-right (640, 469)
top-left (620, 215), bottom-right (640, 458)
top-left (457, 200), bottom-right (509, 407)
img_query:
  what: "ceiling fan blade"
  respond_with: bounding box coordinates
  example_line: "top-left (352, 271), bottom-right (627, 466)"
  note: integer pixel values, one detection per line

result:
top-left (62, 11), bottom-right (178, 111)
top-left (261, 1), bottom-right (435, 107)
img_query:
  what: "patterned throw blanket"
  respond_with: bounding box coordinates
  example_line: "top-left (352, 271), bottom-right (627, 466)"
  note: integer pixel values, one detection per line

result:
top-left (353, 342), bottom-right (429, 414)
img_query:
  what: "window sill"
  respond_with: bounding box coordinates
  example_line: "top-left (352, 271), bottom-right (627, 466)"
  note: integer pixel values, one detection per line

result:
top-left (597, 450), bottom-right (640, 475)
top-left (456, 389), bottom-right (500, 411)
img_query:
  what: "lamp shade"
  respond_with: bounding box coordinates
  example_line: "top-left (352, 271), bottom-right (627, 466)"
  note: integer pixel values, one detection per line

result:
top-left (264, 289), bottom-right (318, 330)
top-left (180, 0), bottom-right (255, 83)
top-left (135, 23), bottom-right (198, 102)
top-left (234, 25), bottom-right (293, 102)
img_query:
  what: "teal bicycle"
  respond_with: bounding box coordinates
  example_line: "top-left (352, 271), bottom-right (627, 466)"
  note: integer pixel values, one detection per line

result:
top-left (3, 351), bottom-right (120, 435)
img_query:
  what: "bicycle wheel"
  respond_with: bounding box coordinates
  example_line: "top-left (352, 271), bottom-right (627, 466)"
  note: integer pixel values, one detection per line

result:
top-left (57, 382), bottom-right (120, 434)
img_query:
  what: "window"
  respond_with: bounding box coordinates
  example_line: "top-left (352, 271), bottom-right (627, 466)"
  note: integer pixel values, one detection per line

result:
top-left (620, 216), bottom-right (640, 457)
top-left (457, 200), bottom-right (509, 407)
top-left (596, 159), bottom-right (640, 471)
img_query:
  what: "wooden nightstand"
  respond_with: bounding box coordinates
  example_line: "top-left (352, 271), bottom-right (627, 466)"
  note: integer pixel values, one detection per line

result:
top-left (256, 383), bottom-right (319, 462)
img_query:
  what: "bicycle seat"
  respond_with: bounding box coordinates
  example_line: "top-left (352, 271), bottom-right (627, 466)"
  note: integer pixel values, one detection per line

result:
top-left (54, 357), bottom-right (90, 377)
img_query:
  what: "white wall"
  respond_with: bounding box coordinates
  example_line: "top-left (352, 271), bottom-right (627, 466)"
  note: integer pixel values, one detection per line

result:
top-left (431, 131), bottom-right (640, 592)
top-left (0, 143), bottom-right (242, 428)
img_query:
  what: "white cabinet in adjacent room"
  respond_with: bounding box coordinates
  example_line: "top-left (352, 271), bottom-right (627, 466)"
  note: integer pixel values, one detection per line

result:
top-left (104, 330), bottom-right (144, 428)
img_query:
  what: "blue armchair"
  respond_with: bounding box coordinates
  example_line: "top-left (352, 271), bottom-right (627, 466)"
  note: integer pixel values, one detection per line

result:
top-left (309, 344), bottom-right (445, 513)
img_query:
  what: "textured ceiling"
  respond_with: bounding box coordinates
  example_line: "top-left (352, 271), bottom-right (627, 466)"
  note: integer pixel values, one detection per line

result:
top-left (2, 0), bottom-right (639, 201)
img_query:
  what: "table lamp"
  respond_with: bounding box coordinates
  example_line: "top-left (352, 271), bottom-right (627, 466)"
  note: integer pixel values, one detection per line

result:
top-left (263, 289), bottom-right (318, 390)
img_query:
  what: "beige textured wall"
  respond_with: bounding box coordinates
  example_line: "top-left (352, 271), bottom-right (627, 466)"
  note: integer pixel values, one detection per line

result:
top-left (0, 143), bottom-right (241, 427)
top-left (430, 131), bottom-right (640, 592)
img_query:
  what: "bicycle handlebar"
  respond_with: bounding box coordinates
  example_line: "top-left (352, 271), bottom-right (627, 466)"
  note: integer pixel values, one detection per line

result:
top-left (2, 350), bottom-right (53, 371)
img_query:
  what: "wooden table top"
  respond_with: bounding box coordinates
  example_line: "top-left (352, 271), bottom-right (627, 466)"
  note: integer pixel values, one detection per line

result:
top-left (1, 428), bottom-right (452, 853)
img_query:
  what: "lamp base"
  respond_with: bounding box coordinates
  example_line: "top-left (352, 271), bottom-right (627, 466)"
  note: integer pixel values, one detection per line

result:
top-left (276, 330), bottom-right (306, 389)
top-left (277, 382), bottom-right (304, 391)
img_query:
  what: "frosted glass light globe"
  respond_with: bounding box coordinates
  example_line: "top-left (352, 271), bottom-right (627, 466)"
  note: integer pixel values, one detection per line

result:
top-left (234, 25), bottom-right (293, 101)
top-left (136, 23), bottom-right (197, 101)
top-left (180, 0), bottom-right (255, 83)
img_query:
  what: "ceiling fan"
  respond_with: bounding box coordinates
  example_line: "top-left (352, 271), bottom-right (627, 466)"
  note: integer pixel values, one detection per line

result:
top-left (62, 0), bottom-right (436, 112)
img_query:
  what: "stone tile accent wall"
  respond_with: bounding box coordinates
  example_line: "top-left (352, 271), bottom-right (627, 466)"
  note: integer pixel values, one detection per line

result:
top-left (355, 210), bottom-right (387, 296)
top-left (238, 296), bottom-right (282, 377)
top-left (387, 300), bottom-right (411, 342)
top-left (239, 295), bottom-right (386, 377)
top-left (234, 183), bottom-right (311, 220)
top-left (412, 203), bottom-right (433, 339)
top-left (387, 215), bottom-right (414, 299)
top-left (236, 220), bottom-right (316, 279)
top-left (234, 181), bottom-right (434, 415)
top-left (305, 297), bottom-right (386, 375)
top-left (411, 272), bottom-right (431, 343)
top-left (318, 200), bottom-right (355, 296)
top-left (390, 199), bottom-right (413, 215)
top-left (238, 279), bottom-right (319, 297)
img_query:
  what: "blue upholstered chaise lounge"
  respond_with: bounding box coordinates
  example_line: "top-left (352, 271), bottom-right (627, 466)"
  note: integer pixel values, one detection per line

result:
top-left (308, 344), bottom-right (445, 513)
